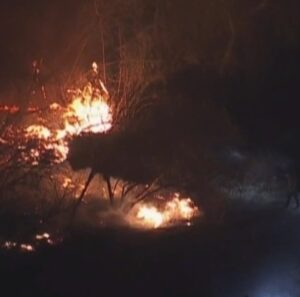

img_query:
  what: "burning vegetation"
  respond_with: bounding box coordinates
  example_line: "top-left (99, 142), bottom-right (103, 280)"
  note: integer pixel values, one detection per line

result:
top-left (0, 82), bottom-right (112, 166)
top-left (1, 3), bottom-right (300, 297)
top-left (0, 65), bottom-right (204, 251)
top-left (128, 193), bottom-right (201, 229)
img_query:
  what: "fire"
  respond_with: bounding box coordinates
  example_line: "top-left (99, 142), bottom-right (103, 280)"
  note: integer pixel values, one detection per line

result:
top-left (62, 177), bottom-right (73, 189)
top-left (129, 194), bottom-right (201, 229)
top-left (0, 104), bottom-right (20, 114)
top-left (0, 68), bottom-right (202, 245)
top-left (20, 244), bottom-right (35, 252)
top-left (49, 102), bottom-right (61, 111)
top-left (0, 82), bottom-right (112, 166)
top-left (52, 87), bottom-right (112, 160)
top-left (25, 125), bottom-right (51, 139)
top-left (2, 241), bottom-right (17, 249)
top-left (0, 104), bottom-right (41, 114)
top-left (35, 232), bottom-right (50, 240)
top-left (1, 232), bottom-right (61, 253)
top-left (63, 95), bottom-right (112, 135)
top-left (137, 206), bottom-right (164, 228)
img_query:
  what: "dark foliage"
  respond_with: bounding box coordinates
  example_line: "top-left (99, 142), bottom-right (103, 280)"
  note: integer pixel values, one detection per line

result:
top-left (68, 65), bottom-right (239, 197)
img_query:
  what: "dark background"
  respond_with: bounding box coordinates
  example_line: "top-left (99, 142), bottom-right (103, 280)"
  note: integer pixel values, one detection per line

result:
top-left (0, 0), bottom-right (300, 155)
top-left (0, 1), bottom-right (300, 296)
top-left (0, 1), bottom-right (86, 82)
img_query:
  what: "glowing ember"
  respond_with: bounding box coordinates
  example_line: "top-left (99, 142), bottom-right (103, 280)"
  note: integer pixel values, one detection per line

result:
top-left (27, 106), bottom-right (39, 112)
top-left (0, 104), bottom-right (41, 114)
top-left (129, 194), bottom-right (201, 229)
top-left (35, 233), bottom-right (50, 240)
top-left (34, 232), bottom-right (61, 247)
top-left (2, 241), bottom-right (17, 249)
top-left (25, 125), bottom-right (51, 139)
top-left (1, 233), bottom-right (61, 253)
top-left (0, 104), bottom-right (20, 114)
top-left (62, 177), bottom-right (73, 189)
top-left (49, 102), bottom-right (61, 111)
top-left (20, 244), bottom-right (35, 252)
top-left (46, 239), bottom-right (55, 245)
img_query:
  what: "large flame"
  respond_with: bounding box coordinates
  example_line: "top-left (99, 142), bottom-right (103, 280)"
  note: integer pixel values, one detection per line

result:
top-left (2, 82), bottom-right (113, 165)
top-left (63, 96), bottom-right (112, 135)
top-left (0, 77), bottom-right (201, 252)
top-left (129, 193), bottom-right (201, 229)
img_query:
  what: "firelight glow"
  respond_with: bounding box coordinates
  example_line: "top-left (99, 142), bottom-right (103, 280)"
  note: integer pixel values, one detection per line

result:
top-left (0, 78), bottom-right (201, 241)
top-left (1, 82), bottom-right (113, 165)
top-left (129, 194), bottom-right (201, 229)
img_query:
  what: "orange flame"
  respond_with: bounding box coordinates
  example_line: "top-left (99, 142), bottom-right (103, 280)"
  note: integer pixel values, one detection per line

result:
top-left (129, 193), bottom-right (201, 229)
top-left (13, 82), bottom-right (113, 165)
top-left (25, 125), bottom-right (51, 139)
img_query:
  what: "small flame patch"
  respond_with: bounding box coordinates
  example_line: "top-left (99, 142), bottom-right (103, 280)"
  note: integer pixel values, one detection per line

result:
top-left (128, 194), bottom-right (201, 229)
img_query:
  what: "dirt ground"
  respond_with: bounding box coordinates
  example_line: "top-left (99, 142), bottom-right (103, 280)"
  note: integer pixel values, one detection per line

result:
top-left (1, 199), bottom-right (299, 297)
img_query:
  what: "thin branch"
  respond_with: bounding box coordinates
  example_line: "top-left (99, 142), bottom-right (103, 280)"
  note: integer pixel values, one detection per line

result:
top-left (123, 182), bottom-right (139, 199)
top-left (103, 175), bottom-right (114, 206)
top-left (128, 185), bottom-right (165, 211)
top-left (69, 169), bottom-right (95, 222)
top-left (220, 11), bottom-right (235, 75)
top-left (112, 178), bottom-right (121, 196)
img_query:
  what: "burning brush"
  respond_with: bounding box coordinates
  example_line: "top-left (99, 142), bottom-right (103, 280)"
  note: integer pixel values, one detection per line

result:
top-left (0, 67), bottom-right (202, 254)
top-left (1, 232), bottom-right (62, 253)
top-left (127, 193), bottom-right (201, 229)
top-left (0, 82), bottom-right (112, 166)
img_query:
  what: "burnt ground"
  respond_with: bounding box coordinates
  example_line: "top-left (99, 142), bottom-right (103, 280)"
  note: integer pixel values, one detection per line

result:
top-left (1, 200), bottom-right (300, 297)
